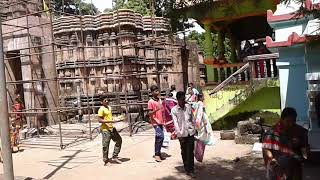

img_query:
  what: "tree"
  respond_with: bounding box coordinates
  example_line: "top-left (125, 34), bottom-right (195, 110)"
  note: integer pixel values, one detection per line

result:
top-left (51, 0), bottom-right (98, 16)
top-left (280, 0), bottom-right (320, 18)
top-left (187, 30), bottom-right (231, 61)
top-left (113, 0), bottom-right (150, 16)
top-left (103, 8), bottom-right (113, 13)
top-left (110, 0), bottom-right (189, 32)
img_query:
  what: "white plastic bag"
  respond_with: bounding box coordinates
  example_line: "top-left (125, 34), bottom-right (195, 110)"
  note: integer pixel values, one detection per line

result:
top-left (162, 127), bottom-right (170, 148)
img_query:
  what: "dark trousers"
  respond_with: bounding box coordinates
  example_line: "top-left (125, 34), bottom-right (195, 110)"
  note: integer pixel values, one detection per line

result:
top-left (102, 128), bottom-right (122, 162)
top-left (179, 135), bottom-right (195, 173)
top-left (154, 125), bottom-right (164, 156)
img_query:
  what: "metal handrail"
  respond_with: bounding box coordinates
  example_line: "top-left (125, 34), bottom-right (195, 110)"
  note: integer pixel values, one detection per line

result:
top-left (209, 62), bottom-right (250, 95)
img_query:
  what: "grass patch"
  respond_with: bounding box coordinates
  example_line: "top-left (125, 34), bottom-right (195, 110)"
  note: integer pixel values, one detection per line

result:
top-left (226, 87), bottom-right (281, 116)
top-left (212, 111), bottom-right (280, 130)
top-left (203, 85), bottom-right (247, 121)
top-left (211, 87), bottom-right (281, 130)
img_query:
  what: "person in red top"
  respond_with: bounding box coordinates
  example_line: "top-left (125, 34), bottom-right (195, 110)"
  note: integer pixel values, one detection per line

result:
top-left (11, 95), bottom-right (24, 152)
top-left (148, 85), bottom-right (164, 162)
top-left (12, 94), bottom-right (24, 127)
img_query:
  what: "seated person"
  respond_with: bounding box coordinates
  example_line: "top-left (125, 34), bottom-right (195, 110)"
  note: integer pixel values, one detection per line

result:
top-left (262, 107), bottom-right (308, 180)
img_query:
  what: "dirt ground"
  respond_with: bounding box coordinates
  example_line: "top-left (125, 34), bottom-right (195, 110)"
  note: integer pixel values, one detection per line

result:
top-left (0, 130), bottom-right (319, 180)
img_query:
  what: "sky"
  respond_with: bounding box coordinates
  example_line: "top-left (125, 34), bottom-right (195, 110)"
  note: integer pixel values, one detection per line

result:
top-left (86, 0), bottom-right (204, 33)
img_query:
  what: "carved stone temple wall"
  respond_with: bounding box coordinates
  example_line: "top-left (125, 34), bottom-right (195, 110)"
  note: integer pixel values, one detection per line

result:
top-left (53, 9), bottom-right (204, 115)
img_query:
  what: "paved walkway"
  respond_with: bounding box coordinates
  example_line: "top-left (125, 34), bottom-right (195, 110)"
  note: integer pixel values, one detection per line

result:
top-left (0, 130), bottom-right (318, 180)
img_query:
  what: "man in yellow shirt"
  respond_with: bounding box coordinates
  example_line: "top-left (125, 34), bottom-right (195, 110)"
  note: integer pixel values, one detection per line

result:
top-left (98, 98), bottom-right (122, 165)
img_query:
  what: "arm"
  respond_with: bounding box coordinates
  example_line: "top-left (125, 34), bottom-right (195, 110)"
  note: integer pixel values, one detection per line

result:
top-left (148, 107), bottom-right (161, 116)
top-left (147, 100), bottom-right (162, 116)
top-left (172, 110), bottom-right (182, 137)
top-left (98, 108), bottom-right (109, 123)
top-left (262, 148), bottom-right (274, 165)
top-left (98, 116), bottom-right (108, 123)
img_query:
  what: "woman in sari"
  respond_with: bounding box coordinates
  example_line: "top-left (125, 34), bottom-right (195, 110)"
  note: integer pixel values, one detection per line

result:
top-left (186, 87), bottom-right (197, 105)
top-left (193, 94), bottom-right (215, 162)
top-left (162, 92), bottom-right (178, 139)
top-left (262, 107), bottom-right (308, 180)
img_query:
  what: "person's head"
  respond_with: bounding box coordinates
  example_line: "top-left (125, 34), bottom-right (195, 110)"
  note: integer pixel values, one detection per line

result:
top-left (280, 107), bottom-right (297, 129)
top-left (187, 87), bottom-right (194, 95)
top-left (11, 119), bottom-right (16, 127)
top-left (101, 98), bottom-right (109, 107)
top-left (176, 91), bottom-right (186, 107)
top-left (188, 82), bottom-right (194, 88)
top-left (150, 85), bottom-right (160, 97)
top-left (197, 94), bottom-right (204, 102)
top-left (170, 85), bottom-right (176, 91)
top-left (15, 97), bottom-right (22, 104)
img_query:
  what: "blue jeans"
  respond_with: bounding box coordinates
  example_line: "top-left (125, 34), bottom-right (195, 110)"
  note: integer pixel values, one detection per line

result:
top-left (154, 125), bottom-right (164, 156)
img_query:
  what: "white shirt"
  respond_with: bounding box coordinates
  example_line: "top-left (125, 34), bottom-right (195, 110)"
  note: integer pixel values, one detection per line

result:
top-left (171, 90), bottom-right (177, 99)
top-left (192, 88), bottom-right (199, 95)
top-left (171, 104), bottom-right (195, 137)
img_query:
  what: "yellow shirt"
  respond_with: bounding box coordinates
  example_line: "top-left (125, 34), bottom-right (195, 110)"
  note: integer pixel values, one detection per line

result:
top-left (98, 106), bottom-right (113, 131)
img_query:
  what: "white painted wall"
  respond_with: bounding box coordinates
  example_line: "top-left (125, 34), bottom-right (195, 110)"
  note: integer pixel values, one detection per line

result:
top-left (274, 1), bottom-right (302, 15)
top-left (277, 62), bottom-right (290, 110)
top-left (275, 25), bottom-right (304, 42)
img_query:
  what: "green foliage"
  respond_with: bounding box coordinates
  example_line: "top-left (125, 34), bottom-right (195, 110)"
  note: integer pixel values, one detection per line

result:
top-left (103, 8), bottom-right (113, 12)
top-left (52, 0), bottom-right (98, 15)
top-left (186, 30), bottom-right (231, 61)
top-left (211, 87), bottom-right (281, 130)
top-left (113, 0), bottom-right (150, 16)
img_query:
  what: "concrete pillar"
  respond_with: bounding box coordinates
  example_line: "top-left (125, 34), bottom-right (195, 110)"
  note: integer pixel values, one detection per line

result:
top-left (203, 24), bottom-right (214, 59)
top-left (230, 36), bottom-right (237, 63)
top-left (217, 30), bottom-right (226, 60)
top-left (20, 49), bottom-right (34, 128)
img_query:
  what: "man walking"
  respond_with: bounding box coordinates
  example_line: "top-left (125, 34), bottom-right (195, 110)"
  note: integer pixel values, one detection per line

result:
top-left (171, 91), bottom-right (196, 178)
top-left (148, 85), bottom-right (165, 162)
top-left (98, 98), bottom-right (122, 166)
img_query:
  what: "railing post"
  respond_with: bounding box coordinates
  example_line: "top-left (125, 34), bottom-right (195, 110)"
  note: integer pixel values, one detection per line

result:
top-left (230, 66), bottom-right (235, 75)
top-left (250, 61), bottom-right (256, 79)
top-left (217, 68), bottom-right (222, 82)
top-left (272, 58), bottom-right (278, 78)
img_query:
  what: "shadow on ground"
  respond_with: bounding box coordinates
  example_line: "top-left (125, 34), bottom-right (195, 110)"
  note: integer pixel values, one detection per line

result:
top-left (157, 155), bottom-right (320, 180)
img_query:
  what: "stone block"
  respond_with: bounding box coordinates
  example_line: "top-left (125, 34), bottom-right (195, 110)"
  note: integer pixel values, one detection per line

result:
top-left (220, 130), bottom-right (236, 140)
top-left (235, 134), bottom-right (260, 144)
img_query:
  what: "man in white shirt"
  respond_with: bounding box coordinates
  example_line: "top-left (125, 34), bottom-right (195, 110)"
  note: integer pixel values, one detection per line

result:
top-left (170, 85), bottom-right (177, 99)
top-left (171, 91), bottom-right (196, 178)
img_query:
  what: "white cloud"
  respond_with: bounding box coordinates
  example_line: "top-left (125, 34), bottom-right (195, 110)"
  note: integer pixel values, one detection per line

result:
top-left (84, 0), bottom-right (113, 12)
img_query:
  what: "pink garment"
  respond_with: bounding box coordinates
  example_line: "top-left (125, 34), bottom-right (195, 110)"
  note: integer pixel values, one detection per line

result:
top-left (162, 98), bottom-right (177, 134)
top-left (195, 139), bottom-right (206, 162)
top-left (148, 98), bottom-right (164, 126)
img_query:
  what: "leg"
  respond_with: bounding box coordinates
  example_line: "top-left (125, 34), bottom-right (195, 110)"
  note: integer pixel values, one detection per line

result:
top-left (288, 159), bottom-right (303, 180)
top-left (154, 125), bottom-right (164, 156)
top-left (111, 128), bottom-right (122, 158)
top-left (179, 137), bottom-right (188, 172)
top-left (186, 135), bottom-right (195, 173)
top-left (101, 130), bottom-right (112, 163)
